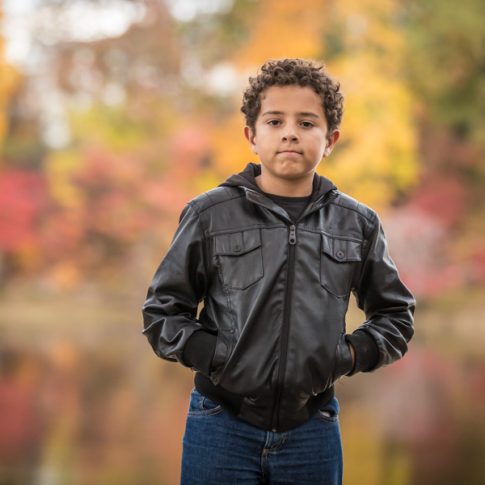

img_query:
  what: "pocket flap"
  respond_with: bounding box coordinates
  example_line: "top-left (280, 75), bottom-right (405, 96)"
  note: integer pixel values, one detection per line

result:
top-left (321, 233), bottom-right (362, 262)
top-left (214, 229), bottom-right (262, 256)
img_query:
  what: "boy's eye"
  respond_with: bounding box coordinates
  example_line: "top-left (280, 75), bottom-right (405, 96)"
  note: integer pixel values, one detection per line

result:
top-left (267, 120), bottom-right (281, 126)
top-left (266, 120), bottom-right (314, 128)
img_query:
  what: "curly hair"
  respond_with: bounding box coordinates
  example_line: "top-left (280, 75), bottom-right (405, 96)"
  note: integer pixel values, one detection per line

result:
top-left (241, 58), bottom-right (344, 139)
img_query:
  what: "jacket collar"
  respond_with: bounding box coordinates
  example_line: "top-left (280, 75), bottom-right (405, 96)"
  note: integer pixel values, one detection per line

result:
top-left (219, 162), bottom-right (338, 222)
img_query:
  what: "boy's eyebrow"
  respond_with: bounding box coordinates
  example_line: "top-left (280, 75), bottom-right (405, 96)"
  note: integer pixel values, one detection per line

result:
top-left (261, 110), bottom-right (320, 118)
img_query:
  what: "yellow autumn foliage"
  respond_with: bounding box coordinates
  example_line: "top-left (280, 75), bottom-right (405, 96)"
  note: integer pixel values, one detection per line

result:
top-left (210, 111), bottom-right (254, 178)
top-left (0, 4), bottom-right (21, 151)
top-left (209, 0), bottom-right (419, 209)
top-left (233, 0), bottom-right (327, 69)
top-left (322, 54), bottom-right (420, 207)
top-left (44, 149), bottom-right (85, 209)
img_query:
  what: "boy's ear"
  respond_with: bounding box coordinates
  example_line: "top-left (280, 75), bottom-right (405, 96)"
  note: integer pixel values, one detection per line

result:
top-left (244, 126), bottom-right (258, 154)
top-left (323, 129), bottom-right (340, 157)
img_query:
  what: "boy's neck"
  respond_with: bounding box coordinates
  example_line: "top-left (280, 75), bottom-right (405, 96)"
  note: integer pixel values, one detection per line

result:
top-left (255, 172), bottom-right (314, 197)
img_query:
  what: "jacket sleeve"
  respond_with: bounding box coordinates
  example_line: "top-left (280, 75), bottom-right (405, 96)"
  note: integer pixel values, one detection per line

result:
top-left (141, 202), bottom-right (217, 374)
top-left (345, 210), bottom-right (416, 376)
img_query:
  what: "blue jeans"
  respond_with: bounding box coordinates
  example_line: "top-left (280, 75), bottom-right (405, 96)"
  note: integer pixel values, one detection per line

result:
top-left (181, 387), bottom-right (343, 485)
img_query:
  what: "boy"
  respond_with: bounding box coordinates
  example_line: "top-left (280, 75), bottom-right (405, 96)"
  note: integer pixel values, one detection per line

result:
top-left (141, 58), bottom-right (416, 484)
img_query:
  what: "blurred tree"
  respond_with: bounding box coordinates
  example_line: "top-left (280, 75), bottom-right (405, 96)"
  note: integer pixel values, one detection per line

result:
top-left (402, 0), bottom-right (484, 147)
top-left (0, 0), bottom-right (483, 294)
top-left (40, 141), bottom-right (194, 287)
top-left (0, 169), bottom-right (48, 276)
top-left (0, 0), bottom-right (210, 286)
top-left (397, 0), bottom-right (485, 293)
top-left (0, 2), bottom-right (34, 283)
top-left (315, 0), bottom-right (420, 207)
top-left (0, 2), bottom-right (21, 150)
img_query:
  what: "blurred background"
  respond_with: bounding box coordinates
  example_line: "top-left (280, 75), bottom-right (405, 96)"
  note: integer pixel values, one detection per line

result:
top-left (0, 0), bottom-right (484, 483)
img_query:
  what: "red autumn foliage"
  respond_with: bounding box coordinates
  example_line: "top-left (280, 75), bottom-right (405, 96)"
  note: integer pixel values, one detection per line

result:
top-left (406, 172), bottom-right (468, 229)
top-left (0, 169), bottom-right (48, 251)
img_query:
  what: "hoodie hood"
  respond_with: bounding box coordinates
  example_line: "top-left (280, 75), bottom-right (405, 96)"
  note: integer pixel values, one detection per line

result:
top-left (219, 162), bottom-right (338, 204)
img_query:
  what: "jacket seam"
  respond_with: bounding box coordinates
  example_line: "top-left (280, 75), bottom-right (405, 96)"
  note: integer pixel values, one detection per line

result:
top-left (298, 226), bottom-right (364, 242)
top-left (329, 200), bottom-right (375, 224)
top-left (208, 223), bottom-right (285, 237)
top-left (189, 202), bottom-right (238, 366)
top-left (352, 214), bottom-right (378, 292)
top-left (186, 202), bottom-right (211, 300)
top-left (363, 212), bottom-right (378, 248)
top-left (191, 192), bottom-right (245, 215)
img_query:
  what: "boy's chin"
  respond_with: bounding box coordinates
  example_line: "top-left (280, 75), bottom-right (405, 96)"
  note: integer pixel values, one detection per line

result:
top-left (272, 165), bottom-right (319, 180)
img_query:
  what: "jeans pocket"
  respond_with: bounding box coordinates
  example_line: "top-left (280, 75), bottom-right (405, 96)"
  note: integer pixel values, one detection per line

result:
top-left (188, 388), bottom-right (224, 416)
top-left (314, 396), bottom-right (340, 422)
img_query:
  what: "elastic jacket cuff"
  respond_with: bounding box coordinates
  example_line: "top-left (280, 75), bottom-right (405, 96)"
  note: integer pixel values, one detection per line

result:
top-left (182, 330), bottom-right (218, 376)
top-left (345, 330), bottom-right (380, 376)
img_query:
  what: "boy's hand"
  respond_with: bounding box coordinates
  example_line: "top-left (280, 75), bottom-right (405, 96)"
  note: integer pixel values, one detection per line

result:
top-left (182, 330), bottom-right (218, 376)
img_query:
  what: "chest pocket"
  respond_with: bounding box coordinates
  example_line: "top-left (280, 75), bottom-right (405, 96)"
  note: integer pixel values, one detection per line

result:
top-left (320, 233), bottom-right (362, 298)
top-left (214, 228), bottom-right (264, 290)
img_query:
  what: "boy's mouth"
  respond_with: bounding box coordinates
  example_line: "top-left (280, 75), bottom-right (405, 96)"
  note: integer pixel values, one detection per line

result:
top-left (278, 150), bottom-right (303, 154)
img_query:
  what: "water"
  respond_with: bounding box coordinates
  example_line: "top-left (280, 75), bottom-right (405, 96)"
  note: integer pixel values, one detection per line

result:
top-left (1, 281), bottom-right (484, 484)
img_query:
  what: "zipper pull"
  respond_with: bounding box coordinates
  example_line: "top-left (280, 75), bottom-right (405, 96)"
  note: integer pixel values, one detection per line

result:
top-left (288, 224), bottom-right (296, 245)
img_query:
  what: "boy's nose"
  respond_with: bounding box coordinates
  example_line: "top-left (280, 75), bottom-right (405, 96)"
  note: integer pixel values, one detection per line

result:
top-left (281, 131), bottom-right (299, 142)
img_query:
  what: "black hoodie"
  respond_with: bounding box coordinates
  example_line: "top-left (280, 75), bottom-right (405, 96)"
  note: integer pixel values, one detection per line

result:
top-left (220, 162), bottom-right (337, 204)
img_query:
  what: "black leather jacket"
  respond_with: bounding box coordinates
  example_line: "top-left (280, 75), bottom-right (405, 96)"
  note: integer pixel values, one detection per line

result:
top-left (142, 162), bottom-right (416, 432)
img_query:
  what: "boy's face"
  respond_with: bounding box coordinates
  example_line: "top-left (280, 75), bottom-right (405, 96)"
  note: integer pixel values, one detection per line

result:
top-left (244, 85), bottom-right (339, 183)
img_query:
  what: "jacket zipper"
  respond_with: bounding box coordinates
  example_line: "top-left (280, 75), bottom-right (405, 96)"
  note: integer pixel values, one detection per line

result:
top-left (270, 223), bottom-right (297, 431)
top-left (241, 186), bottom-right (338, 431)
top-left (268, 190), bottom-right (338, 432)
